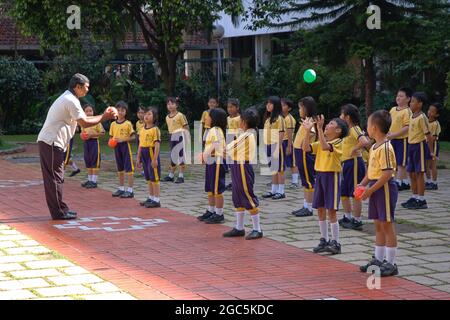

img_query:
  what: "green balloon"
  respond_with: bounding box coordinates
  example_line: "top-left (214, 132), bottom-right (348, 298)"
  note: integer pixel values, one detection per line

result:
top-left (303, 69), bottom-right (317, 83)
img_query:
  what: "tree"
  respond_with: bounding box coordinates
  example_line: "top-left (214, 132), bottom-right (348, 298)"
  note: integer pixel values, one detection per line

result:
top-left (247, 0), bottom-right (449, 117)
top-left (3, 0), bottom-right (243, 95)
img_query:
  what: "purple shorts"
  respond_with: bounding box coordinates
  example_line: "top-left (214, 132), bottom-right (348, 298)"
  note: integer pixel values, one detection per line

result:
top-left (341, 157), bottom-right (366, 197)
top-left (391, 138), bottom-right (408, 167)
top-left (313, 172), bottom-right (340, 210)
top-left (266, 143), bottom-right (285, 174)
top-left (368, 179), bottom-right (398, 222)
top-left (169, 133), bottom-right (185, 167)
top-left (294, 148), bottom-right (316, 190)
top-left (140, 147), bottom-right (161, 182)
top-left (282, 140), bottom-right (294, 168)
top-left (230, 162), bottom-right (259, 214)
top-left (83, 139), bottom-right (101, 169)
top-left (64, 137), bottom-right (74, 166)
top-left (205, 161), bottom-right (226, 195)
top-left (313, 171), bottom-right (341, 210)
top-left (114, 142), bottom-right (134, 173)
top-left (407, 140), bottom-right (431, 173)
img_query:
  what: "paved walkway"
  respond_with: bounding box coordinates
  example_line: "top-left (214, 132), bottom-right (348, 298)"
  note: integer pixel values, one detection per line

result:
top-left (0, 145), bottom-right (449, 300)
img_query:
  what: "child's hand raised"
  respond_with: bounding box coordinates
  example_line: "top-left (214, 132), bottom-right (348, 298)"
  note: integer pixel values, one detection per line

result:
top-left (316, 115), bottom-right (325, 129)
top-left (302, 117), bottom-right (314, 130)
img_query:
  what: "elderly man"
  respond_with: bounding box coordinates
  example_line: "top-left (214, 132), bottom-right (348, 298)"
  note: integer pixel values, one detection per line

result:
top-left (37, 73), bottom-right (117, 220)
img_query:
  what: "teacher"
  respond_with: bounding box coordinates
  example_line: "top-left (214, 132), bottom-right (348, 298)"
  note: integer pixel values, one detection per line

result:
top-left (37, 73), bottom-right (117, 220)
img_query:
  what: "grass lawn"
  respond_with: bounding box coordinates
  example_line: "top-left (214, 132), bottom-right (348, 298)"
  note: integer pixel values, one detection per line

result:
top-left (439, 140), bottom-right (450, 152)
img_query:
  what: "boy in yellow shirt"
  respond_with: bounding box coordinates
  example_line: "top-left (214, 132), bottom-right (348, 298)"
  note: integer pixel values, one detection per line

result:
top-left (302, 115), bottom-right (348, 255)
top-left (425, 103), bottom-right (441, 190)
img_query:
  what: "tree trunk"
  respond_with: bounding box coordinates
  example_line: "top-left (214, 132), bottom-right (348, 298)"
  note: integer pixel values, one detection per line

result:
top-left (363, 56), bottom-right (375, 119)
top-left (158, 52), bottom-right (178, 96)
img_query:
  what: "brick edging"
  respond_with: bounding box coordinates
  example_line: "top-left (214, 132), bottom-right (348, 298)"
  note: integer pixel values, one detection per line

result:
top-left (0, 145), bottom-right (26, 155)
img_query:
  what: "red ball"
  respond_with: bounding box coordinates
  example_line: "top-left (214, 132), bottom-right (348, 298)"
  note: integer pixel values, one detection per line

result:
top-left (108, 138), bottom-right (118, 148)
top-left (353, 185), bottom-right (365, 200)
top-left (81, 132), bottom-right (89, 141)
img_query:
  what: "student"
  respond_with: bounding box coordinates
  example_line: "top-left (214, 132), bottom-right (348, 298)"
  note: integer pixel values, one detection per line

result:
top-left (223, 108), bottom-right (262, 240)
top-left (401, 92), bottom-right (432, 209)
top-left (197, 108), bottom-right (228, 224)
top-left (110, 101), bottom-right (136, 198)
top-left (291, 97), bottom-right (317, 217)
top-left (262, 96), bottom-right (286, 200)
top-left (338, 104), bottom-right (370, 231)
top-left (359, 110), bottom-right (399, 277)
top-left (135, 105), bottom-right (145, 148)
top-left (225, 98), bottom-right (241, 191)
top-left (387, 88), bottom-right (412, 191)
top-left (302, 115), bottom-right (348, 255)
top-left (425, 103), bottom-right (441, 190)
top-left (137, 108), bottom-right (162, 208)
top-left (201, 97), bottom-right (219, 148)
top-left (281, 98), bottom-right (298, 188)
top-left (80, 104), bottom-right (105, 188)
top-left (64, 136), bottom-right (80, 177)
top-left (163, 97), bottom-right (189, 183)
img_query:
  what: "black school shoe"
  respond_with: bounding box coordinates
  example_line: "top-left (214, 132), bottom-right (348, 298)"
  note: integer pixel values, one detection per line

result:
top-left (342, 218), bottom-right (363, 231)
top-left (197, 210), bottom-right (214, 221)
top-left (380, 261), bottom-right (399, 277)
top-left (401, 197), bottom-right (415, 208)
top-left (81, 181), bottom-right (90, 188)
top-left (204, 213), bottom-right (225, 224)
top-left (398, 183), bottom-right (410, 191)
top-left (140, 198), bottom-right (153, 206)
top-left (338, 215), bottom-right (351, 226)
top-left (85, 182), bottom-right (97, 189)
top-left (69, 169), bottom-right (81, 177)
top-left (294, 207), bottom-right (313, 217)
top-left (326, 240), bottom-right (342, 255)
top-left (145, 201), bottom-right (161, 208)
top-left (120, 191), bottom-right (134, 198)
top-left (223, 228), bottom-right (245, 237)
top-left (291, 208), bottom-right (304, 215)
top-left (175, 177), bottom-right (184, 184)
top-left (262, 192), bottom-right (275, 199)
top-left (245, 230), bottom-right (263, 240)
top-left (112, 189), bottom-right (125, 197)
top-left (272, 193), bottom-right (286, 200)
top-left (313, 238), bottom-right (329, 253)
top-left (407, 199), bottom-right (428, 210)
top-left (162, 176), bottom-right (174, 182)
top-left (53, 211), bottom-right (77, 220)
top-left (360, 256), bottom-right (384, 272)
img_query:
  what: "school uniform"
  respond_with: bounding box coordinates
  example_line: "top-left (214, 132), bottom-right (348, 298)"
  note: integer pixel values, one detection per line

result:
top-left (429, 120), bottom-right (441, 158)
top-left (139, 126), bottom-right (161, 183)
top-left (264, 115), bottom-right (285, 174)
top-left (135, 120), bottom-right (144, 147)
top-left (81, 123), bottom-right (104, 170)
top-left (341, 126), bottom-right (366, 198)
top-left (282, 113), bottom-right (296, 169)
top-left (227, 130), bottom-right (259, 214)
top-left (166, 112), bottom-right (188, 168)
top-left (368, 141), bottom-right (398, 222)
top-left (311, 138), bottom-right (343, 210)
top-left (201, 110), bottom-right (210, 148)
top-left (204, 127), bottom-right (227, 195)
top-left (109, 120), bottom-right (135, 173)
top-left (389, 107), bottom-right (412, 167)
top-left (293, 120), bottom-right (316, 190)
top-left (407, 112), bottom-right (431, 173)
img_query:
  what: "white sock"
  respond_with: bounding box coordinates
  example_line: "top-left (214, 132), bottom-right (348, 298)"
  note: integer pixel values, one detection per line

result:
top-left (306, 202), bottom-right (312, 211)
top-left (127, 187), bottom-right (133, 193)
top-left (215, 207), bottom-right (224, 216)
top-left (153, 197), bottom-right (160, 203)
top-left (149, 195), bottom-right (153, 200)
top-left (330, 222), bottom-right (340, 243)
top-left (119, 186), bottom-right (125, 191)
top-left (292, 173), bottom-right (299, 184)
top-left (207, 205), bottom-right (214, 212)
top-left (271, 184), bottom-right (278, 193)
top-left (178, 172), bottom-right (184, 178)
top-left (251, 214), bottom-right (261, 232)
top-left (354, 216), bottom-right (361, 222)
top-left (395, 179), bottom-right (401, 185)
top-left (92, 175), bottom-right (97, 183)
top-left (303, 199), bottom-right (308, 208)
top-left (344, 212), bottom-right (352, 219)
top-left (403, 179), bottom-right (410, 185)
top-left (168, 172), bottom-right (174, 178)
top-left (236, 211), bottom-right (245, 230)
top-left (418, 195), bottom-right (425, 201)
top-left (412, 194), bottom-right (418, 199)
top-left (88, 175), bottom-right (92, 181)
top-left (375, 246), bottom-right (386, 262)
top-left (386, 247), bottom-right (397, 264)
top-left (71, 163), bottom-right (79, 170)
top-left (278, 184), bottom-right (285, 194)
top-left (426, 178), bottom-right (431, 183)
top-left (319, 220), bottom-right (329, 241)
